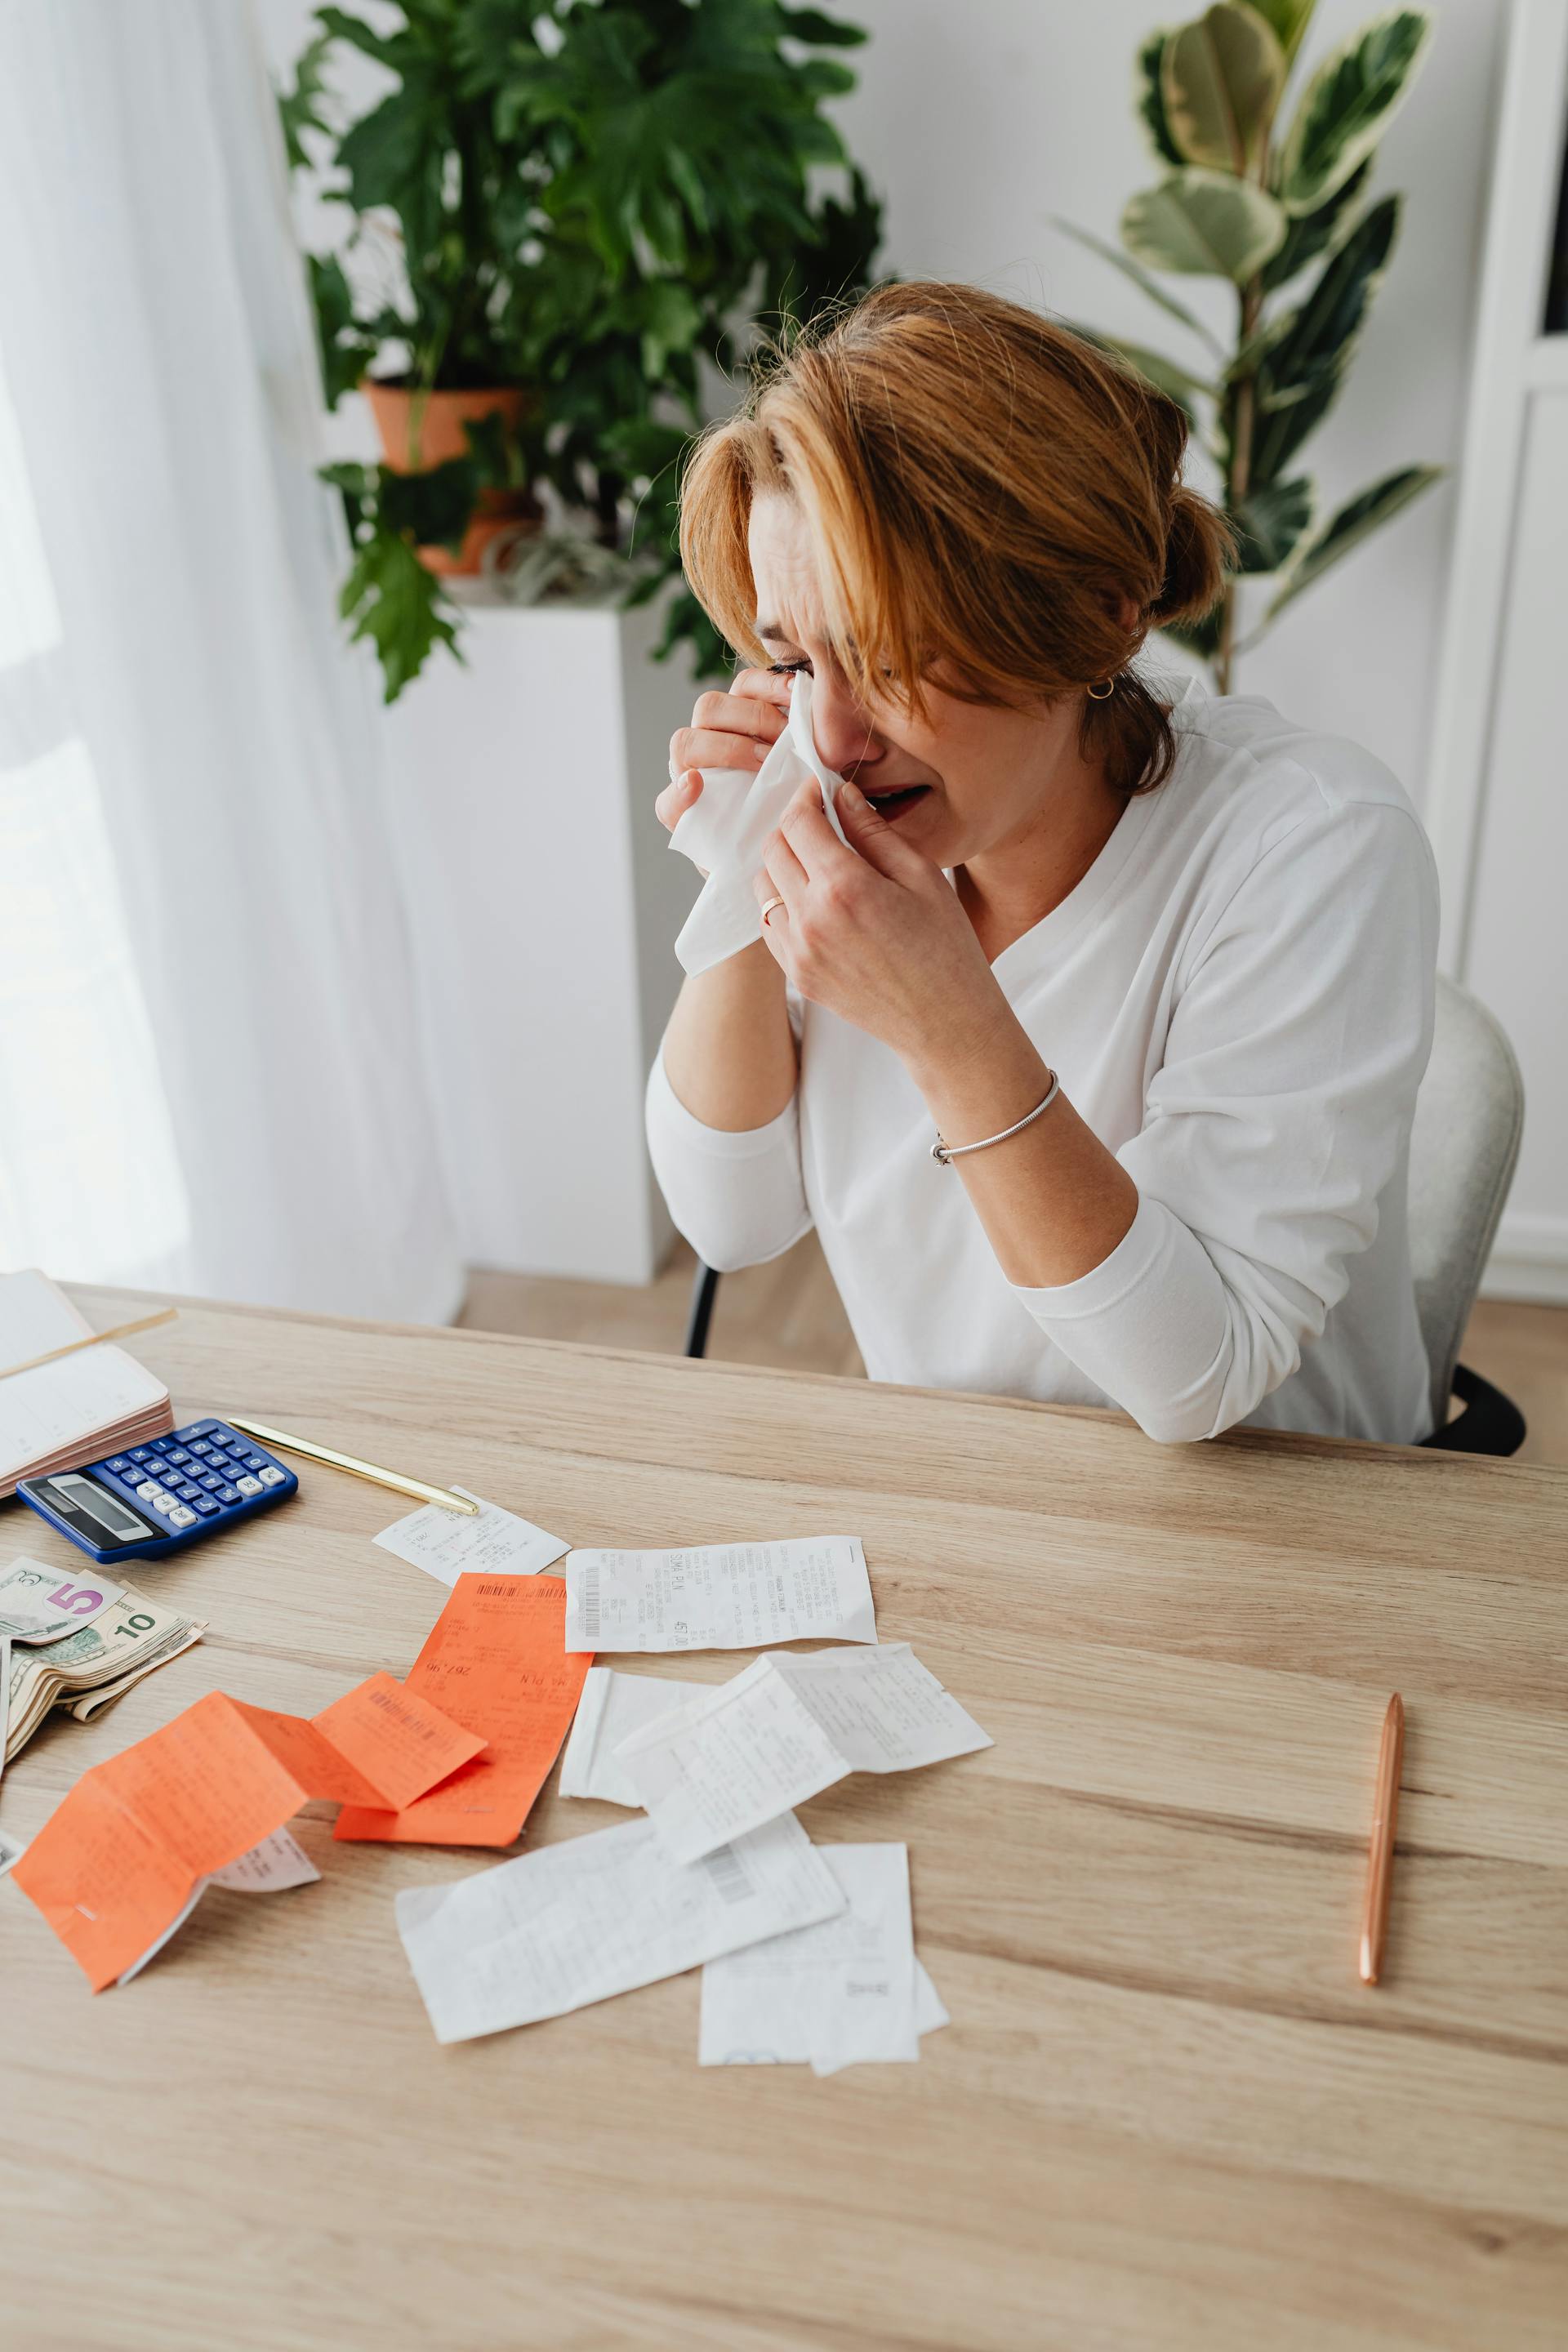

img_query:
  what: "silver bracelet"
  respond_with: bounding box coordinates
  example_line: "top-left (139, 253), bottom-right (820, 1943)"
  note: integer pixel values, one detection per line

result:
top-left (931, 1071), bottom-right (1061, 1165)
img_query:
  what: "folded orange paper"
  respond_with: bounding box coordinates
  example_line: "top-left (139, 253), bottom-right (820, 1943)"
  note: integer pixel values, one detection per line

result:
top-left (336, 1573), bottom-right (591, 1848)
top-left (14, 1674), bottom-right (484, 1990)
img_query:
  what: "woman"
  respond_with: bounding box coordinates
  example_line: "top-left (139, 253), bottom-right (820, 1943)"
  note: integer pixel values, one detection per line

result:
top-left (648, 283), bottom-right (1438, 1446)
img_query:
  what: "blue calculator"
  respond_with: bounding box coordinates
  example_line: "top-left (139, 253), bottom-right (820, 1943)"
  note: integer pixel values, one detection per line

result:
top-left (16, 1419), bottom-right (299, 1564)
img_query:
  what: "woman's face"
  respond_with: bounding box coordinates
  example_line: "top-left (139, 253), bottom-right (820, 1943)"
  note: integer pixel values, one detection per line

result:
top-left (748, 492), bottom-right (1101, 872)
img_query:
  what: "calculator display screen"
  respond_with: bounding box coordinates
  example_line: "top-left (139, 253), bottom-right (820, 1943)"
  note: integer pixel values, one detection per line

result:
top-left (40, 1473), bottom-right (157, 1545)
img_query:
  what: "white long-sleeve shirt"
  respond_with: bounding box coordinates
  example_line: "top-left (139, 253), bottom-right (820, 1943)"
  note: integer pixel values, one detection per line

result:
top-left (647, 675), bottom-right (1439, 1446)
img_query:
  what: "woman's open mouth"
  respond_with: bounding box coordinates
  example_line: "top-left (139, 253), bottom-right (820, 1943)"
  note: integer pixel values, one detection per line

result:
top-left (859, 783), bottom-right (932, 823)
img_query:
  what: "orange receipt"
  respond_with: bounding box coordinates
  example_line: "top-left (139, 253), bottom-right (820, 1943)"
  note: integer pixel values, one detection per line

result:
top-left (336, 1573), bottom-right (592, 1848)
top-left (15, 1677), bottom-right (484, 1991)
top-left (313, 1670), bottom-right (487, 1809)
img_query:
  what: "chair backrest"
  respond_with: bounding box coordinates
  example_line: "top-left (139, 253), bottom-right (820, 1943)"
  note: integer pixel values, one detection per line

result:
top-left (1407, 973), bottom-right (1525, 1429)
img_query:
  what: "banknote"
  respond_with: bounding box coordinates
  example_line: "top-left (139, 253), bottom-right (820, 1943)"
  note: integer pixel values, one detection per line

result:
top-left (65, 1625), bottom-right (207, 1722)
top-left (4, 1584), bottom-right (204, 1762)
top-left (0, 1556), bottom-right (126, 1644)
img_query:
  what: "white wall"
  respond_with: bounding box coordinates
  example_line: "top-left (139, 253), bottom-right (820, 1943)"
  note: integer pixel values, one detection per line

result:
top-left (833, 0), bottom-right (1504, 808)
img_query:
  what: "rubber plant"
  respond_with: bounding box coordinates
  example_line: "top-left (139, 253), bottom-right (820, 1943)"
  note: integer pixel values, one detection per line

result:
top-left (279, 0), bottom-right (882, 700)
top-left (1062, 3), bottom-right (1442, 690)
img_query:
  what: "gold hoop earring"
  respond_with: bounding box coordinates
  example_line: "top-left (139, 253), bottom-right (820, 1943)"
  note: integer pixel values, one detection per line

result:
top-left (1086, 676), bottom-right (1116, 701)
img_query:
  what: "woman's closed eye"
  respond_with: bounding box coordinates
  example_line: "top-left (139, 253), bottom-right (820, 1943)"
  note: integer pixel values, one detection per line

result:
top-left (766, 657), bottom-right (811, 678)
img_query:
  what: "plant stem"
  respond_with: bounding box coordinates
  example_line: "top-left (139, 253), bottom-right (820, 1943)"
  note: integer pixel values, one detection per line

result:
top-left (594, 468), bottom-right (623, 550)
top-left (1216, 274), bottom-right (1263, 697)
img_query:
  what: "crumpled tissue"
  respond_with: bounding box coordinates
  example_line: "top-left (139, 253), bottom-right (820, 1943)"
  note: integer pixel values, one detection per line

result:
top-left (668, 671), bottom-right (849, 975)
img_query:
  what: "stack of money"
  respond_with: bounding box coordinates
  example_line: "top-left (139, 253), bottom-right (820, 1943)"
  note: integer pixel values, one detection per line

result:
top-left (1, 1572), bottom-right (204, 1778)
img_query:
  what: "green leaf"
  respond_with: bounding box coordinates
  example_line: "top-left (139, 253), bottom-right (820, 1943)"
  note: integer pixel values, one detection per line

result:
top-left (306, 253), bottom-right (378, 408)
top-left (338, 528), bottom-right (461, 703)
top-left (379, 453), bottom-right (483, 550)
top-left (1277, 9), bottom-right (1432, 216)
top-left (313, 6), bottom-right (409, 71)
top-left (1245, 195), bottom-right (1400, 483)
top-left (779, 7), bottom-right (869, 47)
top-left (1245, 0), bottom-right (1317, 61)
top-left (278, 27), bottom-right (334, 171)
top-left (336, 74), bottom-right (447, 219)
top-left (1259, 156), bottom-right (1371, 292)
top-left (1232, 475), bottom-right (1313, 570)
top-left (1270, 193), bottom-right (1400, 379)
top-left (1249, 191), bottom-right (1397, 467)
top-left (1093, 333), bottom-right (1220, 420)
top-left (1120, 169), bottom-right (1288, 282)
top-left (637, 279), bottom-right (704, 379)
top-left (1054, 217), bottom-right (1225, 352)
top-left (1161, 603), bottom-right (1226, 662)
top-left (1135, 29), bottom-right (1184, 167)
top-left (1263, 463), bottom-right (1443, 618)
top-left (1161, 5), bottom-right (1286, 176)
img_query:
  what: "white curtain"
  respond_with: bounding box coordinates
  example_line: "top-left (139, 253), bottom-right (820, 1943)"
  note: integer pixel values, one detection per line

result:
top-left (0, 0), bottom-right (462, 1322)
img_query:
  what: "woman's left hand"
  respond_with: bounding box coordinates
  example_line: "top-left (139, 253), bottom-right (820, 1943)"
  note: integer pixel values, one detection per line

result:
top-left (753, 777), bottom-right (1005, 1072)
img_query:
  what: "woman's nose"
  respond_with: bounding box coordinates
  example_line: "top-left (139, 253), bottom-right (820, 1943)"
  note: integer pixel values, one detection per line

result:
top-left (808, 676), bottom-right (884, 777)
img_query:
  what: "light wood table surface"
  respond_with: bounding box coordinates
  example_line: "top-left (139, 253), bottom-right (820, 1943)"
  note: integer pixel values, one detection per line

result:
top-left (3, 1290), bottom-right (1566, 2352)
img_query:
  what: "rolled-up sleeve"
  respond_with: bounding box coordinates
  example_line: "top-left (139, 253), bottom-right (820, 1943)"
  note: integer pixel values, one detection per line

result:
top-left (645, 1049), bottom-right (813, 1273)
top-left (1011, 796), bottom-right (1438, 1442)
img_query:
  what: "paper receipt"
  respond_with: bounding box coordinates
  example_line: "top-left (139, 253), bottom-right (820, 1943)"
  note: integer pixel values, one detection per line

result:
top-left (564, 1537), bottom-right (875, 1654)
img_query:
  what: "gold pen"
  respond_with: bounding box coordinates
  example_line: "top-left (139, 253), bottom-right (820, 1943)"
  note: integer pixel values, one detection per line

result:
top-left (225, 1414), bottom-right (479, 1517)
top-left (1359, 1692), bottom-right (1405, 1986)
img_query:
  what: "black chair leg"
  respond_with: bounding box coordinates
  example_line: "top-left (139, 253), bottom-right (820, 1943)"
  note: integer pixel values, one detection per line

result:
top-left (684, 1260), bottom-right (722, 1359)
top-left (1421, 1362), bottom-right (1526, 1457)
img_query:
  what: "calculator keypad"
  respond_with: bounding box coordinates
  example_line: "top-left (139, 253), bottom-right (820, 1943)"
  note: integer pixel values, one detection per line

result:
top-left (95, 1420), bottom-right (295, 1548)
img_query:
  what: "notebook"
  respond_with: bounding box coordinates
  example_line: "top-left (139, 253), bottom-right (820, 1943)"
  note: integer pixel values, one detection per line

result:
top-left (0, 1272), bottom-right (173, 1498)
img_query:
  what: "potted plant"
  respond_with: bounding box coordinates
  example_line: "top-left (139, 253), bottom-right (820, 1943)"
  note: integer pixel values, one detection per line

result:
top-left (1061, 2), bottom-right (1443, 691)
top-left (279, 0), bottom-right (883, 699)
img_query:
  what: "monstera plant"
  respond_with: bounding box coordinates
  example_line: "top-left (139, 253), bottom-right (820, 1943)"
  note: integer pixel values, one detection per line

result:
top-left (279, 0), bottom-right (882, 701)
top-left (1064, 3), bottom-right (1441, 690)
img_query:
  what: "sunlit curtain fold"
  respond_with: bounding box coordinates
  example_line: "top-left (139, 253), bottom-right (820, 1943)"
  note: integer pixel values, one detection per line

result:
top-left (0, 0), bottom-right (461, 1321)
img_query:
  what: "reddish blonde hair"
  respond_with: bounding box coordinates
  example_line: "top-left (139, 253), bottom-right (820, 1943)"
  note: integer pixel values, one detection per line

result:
top-left (679, 281), bottom-right (1232, 795)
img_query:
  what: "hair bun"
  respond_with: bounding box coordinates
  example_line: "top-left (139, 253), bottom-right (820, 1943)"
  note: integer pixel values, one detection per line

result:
top-left (1152, 483), bottom-right (1232, 628)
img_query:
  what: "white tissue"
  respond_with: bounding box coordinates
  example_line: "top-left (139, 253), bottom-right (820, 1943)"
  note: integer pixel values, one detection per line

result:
top-left (668, 671), bottom-right (849, 975)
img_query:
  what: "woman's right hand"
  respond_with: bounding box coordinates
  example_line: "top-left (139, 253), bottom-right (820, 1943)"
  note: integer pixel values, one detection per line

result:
top-left (656, 667), bottom-right (793, 834)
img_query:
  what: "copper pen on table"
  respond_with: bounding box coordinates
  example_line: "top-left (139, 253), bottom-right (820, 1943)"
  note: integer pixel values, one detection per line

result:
top-left (1359, 1692), bottom-right (1405, 1986)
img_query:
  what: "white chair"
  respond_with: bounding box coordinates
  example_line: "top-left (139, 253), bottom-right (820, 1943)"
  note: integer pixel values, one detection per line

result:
top-left (684, 972), bottom-right (1528, 1454)
top-left (1410, 973), bottom-right (1526, 1454)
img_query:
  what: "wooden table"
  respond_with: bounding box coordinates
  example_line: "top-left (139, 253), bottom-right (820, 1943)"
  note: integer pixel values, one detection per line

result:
top-left (3, 1292), bottom-right (1566, 2352)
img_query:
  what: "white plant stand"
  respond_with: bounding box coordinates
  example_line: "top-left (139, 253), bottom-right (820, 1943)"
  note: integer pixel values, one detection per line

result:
top-left (382, 591), bottom-right (701, 1284)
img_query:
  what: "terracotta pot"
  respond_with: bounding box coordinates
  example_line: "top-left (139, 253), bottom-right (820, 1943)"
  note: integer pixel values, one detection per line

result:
top-left (363, 382), bottom-right (542, 577)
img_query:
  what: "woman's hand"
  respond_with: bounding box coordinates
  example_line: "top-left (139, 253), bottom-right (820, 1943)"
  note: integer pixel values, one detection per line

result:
top-left (656, 666), bottom-right (791, 839)
top-left (753, 776), bottom-right (1009, 1075)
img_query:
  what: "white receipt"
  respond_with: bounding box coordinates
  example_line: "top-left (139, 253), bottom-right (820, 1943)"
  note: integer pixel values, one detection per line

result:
top-left (667, 670), bottom-right (849, 975)
top-left (116, 1826), bottom-right (320, 1986)
top-left (558, 1667), bottom-right (711, 1806)
top-left (564, 1536), bottom-right (875, 1655)
top-left (373, 1486), bottom-right (569, 1586)
top-left (616, 1642), bottom-right (992, 1864)
top-left (395, 1811), bottom-right (845, 2045)
top-left (700, 1845), bottom-right (947, 2074)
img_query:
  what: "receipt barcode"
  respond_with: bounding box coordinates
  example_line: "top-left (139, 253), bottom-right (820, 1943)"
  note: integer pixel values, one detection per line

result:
top-left (701, 1845), bottom-right (752, 1905)
top-left (579, 1566), bottom-right (599, 1643)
